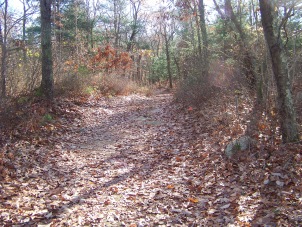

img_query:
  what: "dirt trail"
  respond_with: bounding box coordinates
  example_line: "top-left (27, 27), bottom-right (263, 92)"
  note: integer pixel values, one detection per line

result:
top-left (52, 93), bottom-right (185, 226)
top-left (1, 93), bottom-right (301, 226)
top-left (1, 93), bottom-right (203, 226)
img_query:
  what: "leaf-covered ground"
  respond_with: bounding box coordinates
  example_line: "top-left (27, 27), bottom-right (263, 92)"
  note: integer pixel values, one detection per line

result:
top-left (0, 91), bottom-right (301, 226)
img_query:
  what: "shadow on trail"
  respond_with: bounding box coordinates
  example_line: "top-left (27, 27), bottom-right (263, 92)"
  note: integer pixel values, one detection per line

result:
top-left (5, 92), bottom-right (298, 226)
top-left (6, 94), bottom-right (176, 225)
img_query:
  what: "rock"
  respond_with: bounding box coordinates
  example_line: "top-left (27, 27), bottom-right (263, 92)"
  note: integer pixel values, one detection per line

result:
top-left (225, 136), bottom-right (254, 158)
top-left (295, 91), bottom-right (302, 104)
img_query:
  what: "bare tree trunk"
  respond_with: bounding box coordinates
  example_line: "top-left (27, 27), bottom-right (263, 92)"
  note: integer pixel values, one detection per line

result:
top-left (127, 0), bottom-right (141, 52)
top-left (0, 0), bottom-right (8, 99)
top-left (40, 0), bottom-right (54, 100)
top-left (213, 0), bottom-right (256, 88)
top-left (164, 25), bottom-right (173, 89)
top-left (193, 1), bottom-right (202, 57)
top-left (113, 0), bottom-right (121, 48)
top-left (198, 0), bottom-right (209, 78)
top-left (22, 0), bottom-right (27, 61)
top-left (74, 0), bottom-right (79, 58)
top-left (136, 54), bottom-right (141, 83)
top-left (189, 18), bottom-right (196, 52)
top-left (259, 0), bottom-right (299, 142)
top-left (225, 0), bottom-right (256, 87)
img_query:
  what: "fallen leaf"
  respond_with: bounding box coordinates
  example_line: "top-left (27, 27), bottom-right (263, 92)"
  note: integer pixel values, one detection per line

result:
top-left (104, 200), bottom-right (110, 205)
top-left (188, 197), bottom-right (199, 203)
top-left (208, 209), bottom-right (217, 214)
top-left (167, 184), bottom-right (174, 189)
top-left (176, 156), bottom-right (182, 162)
top-left (220, 203), bottom-right (230, 209)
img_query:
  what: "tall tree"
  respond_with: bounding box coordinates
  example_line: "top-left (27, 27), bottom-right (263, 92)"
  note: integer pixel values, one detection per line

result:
top-left (113, 0), bottom-right (122, 47)
top-left (259, 0), bottom-right (299, 142)
top-left (40, 0), bottom-right (54, 100)
top-left (192, 0), bottom-right (202, 57)
top-left (163, 21), bottom-right (173, 88)
top-left (158, 7), bottom-right (176, 89)
top-left (21, 0), bottom-right (28, 61)
top-left (98, 0), bottom-right (127, 46)
top-left (213, 0), bottom-right (256, 88)
top-left (198, 0), bottom-right (208, 78)
top-left (127, 0), bottom-right (142, 52)
top-left (19, 0), bottom-right (38, 60)
top-left (84, 0), bottom-right (99, 49)
top-left (0, 0), bottom-right (8, 99)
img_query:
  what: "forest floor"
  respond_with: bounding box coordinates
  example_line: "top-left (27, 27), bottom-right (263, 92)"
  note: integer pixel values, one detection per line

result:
top-left (0, 90), bottom-right (301, 226)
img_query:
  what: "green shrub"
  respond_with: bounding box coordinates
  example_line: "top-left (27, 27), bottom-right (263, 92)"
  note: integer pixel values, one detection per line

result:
top-left (17, 96), bottom-right (30, 104)
top-left (42, 113), bottom-right (53, 122)
top-left (34, 87), bottom-right (43, 97)
top-left (83, 86), bottom-right (96, 95)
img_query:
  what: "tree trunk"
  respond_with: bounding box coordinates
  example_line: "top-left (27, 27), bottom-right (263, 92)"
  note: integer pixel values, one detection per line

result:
top-left (214, 0), bottom-right (256, 88)
top-left (136, 54), bottom-right (141, 83)
top-left (0, 33), bottom-right (7, 99)
top-left (0, 0), bottom-right (8, 99)
top-left (198, 0), bottom-right (209, 78)
top-left (225, 0), bottom-right (256, 87)
top-left (259, 0), bottom-right (299, 142)
top-left (22, 0), bottom-right (27, 61)
top-left (193, 1), bottom-right (202, 57)
top-left (40, 0), bottom-right (54, 100)
top-left (127, 0), bottom-right (141, 52)
top-left (189, 18), bottom-right (196, 52)
top-left (164, 25), bottom-right (173, 89)
top-left (113, 0), bottom-right (121, 48)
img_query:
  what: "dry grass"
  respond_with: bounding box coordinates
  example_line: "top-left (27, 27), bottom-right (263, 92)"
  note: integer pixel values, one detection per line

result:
top-left (55, 73), bottom-right (153, 97)
top-left (174, 76), bottom-right (216, 108)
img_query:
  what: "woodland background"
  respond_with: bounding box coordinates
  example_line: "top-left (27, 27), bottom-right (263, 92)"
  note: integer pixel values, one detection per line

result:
top-left (0, 0), bottom-right (302, 225)
top-left (0, 0), bottom-right (300, 101)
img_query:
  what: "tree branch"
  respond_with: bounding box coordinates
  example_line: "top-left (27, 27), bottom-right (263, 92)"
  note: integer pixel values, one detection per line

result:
top-left (212, 0), bottom-right (226, 19)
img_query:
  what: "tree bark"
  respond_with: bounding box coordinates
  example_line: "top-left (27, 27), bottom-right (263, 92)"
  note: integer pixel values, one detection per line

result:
top-left (22, 0), bottom-right (27, 61)
top-left (127, 0), bottom-right (141, 52)
top-left (0, 0), bottom-right (8, 99)
top-left (259, 0), bottom-right (299, 142)
top-left (193, 1), bottom-right (202, 57)
top-left (113, 0), bottom-right (121, 48)
top-left (198, 0), bottom-right (209, 78)
top-left (40, 0), bottom-right (54, 100)
top-left (225, 0), bottom-right (256, 87)
top-left (163, 25), bottom-right (173, 89)
top-left (213, 0), bottom-right (256, 88)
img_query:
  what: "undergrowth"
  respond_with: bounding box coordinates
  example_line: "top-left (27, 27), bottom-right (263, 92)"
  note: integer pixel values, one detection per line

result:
top-left (56, 73), bottom-right (153, 97)
top-left (174, 76), bottom-right (218, 108)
